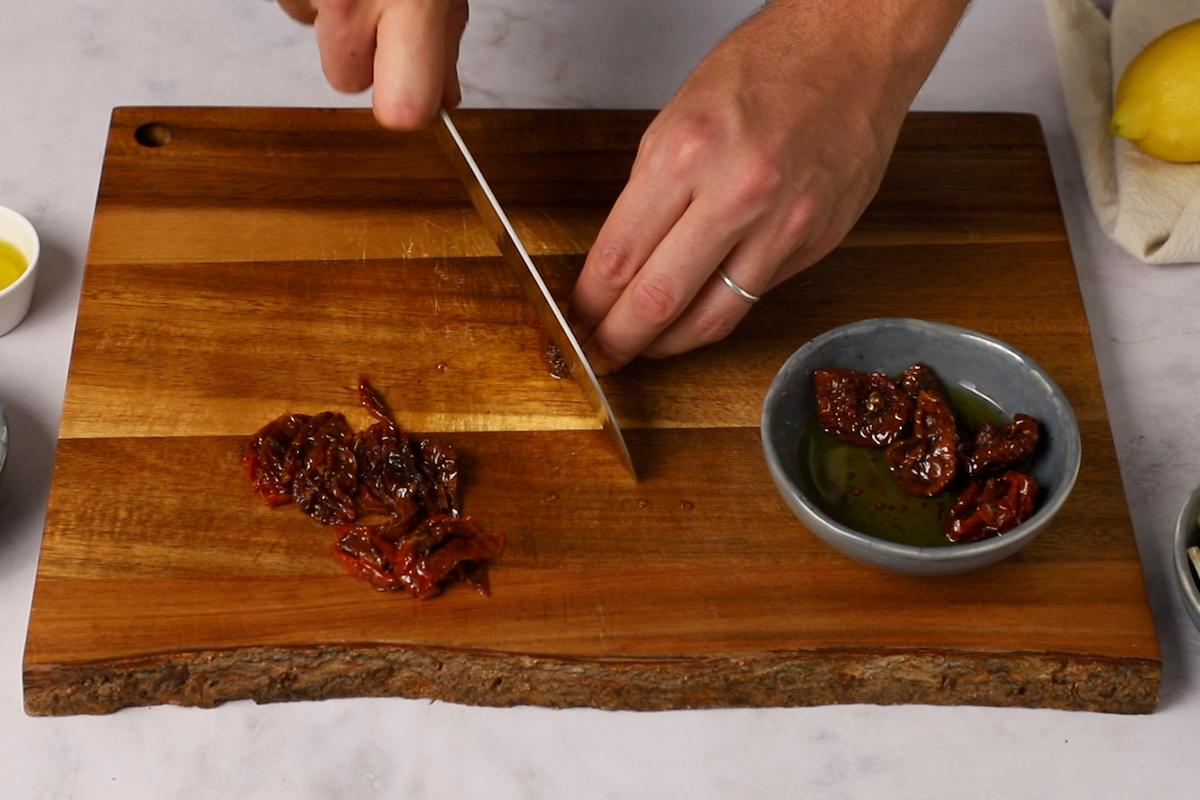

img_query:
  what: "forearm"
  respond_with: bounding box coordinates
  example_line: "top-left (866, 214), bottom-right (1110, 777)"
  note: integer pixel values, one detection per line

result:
top-left (740, 1), bottom-right (968, 126)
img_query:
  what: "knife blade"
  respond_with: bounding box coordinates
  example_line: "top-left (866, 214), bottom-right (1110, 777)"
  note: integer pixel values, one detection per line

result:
top-left (434, 109), bottom-right (636, 478)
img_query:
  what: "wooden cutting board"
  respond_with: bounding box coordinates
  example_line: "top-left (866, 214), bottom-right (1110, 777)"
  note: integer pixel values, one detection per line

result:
top-left (24, 108), bottom-right (1160, 716)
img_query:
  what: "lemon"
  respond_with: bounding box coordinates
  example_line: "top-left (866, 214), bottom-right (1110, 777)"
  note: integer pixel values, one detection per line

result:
top-left (1110, 19), bottom-right (1200, 163)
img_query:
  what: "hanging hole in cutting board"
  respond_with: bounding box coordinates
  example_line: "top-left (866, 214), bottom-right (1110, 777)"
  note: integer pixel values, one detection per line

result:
top-left (134, 123), bottom-right (173, 148)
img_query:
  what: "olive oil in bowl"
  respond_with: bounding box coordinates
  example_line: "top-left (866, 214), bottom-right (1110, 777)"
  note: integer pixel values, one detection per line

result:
top-left (795, 386), bottom-right (1010, 548)
top-left (0, 239), bottom-right (27, 292)
top-left (0, 206), bottom-right (41, 336)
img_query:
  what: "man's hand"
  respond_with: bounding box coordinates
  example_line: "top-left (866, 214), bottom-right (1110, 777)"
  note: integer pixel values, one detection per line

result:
top-left (568, 0), bottom-right (968, 374)
top-left (277, 0), bottom-right (469, 129)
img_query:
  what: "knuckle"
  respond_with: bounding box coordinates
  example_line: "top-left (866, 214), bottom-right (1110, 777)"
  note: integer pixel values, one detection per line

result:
top-left (780, 194), bottom-right (818, 240)
top-left (730, 153), bottom-right (784, 208)
top-left (645, 115), bottom-right (717, 174)
top-left (630, 275), bottom-right (682, 327)
top-left (590, 240), bottom-right (638, 286)
top-left (635, 128), bottom-right (653, 161)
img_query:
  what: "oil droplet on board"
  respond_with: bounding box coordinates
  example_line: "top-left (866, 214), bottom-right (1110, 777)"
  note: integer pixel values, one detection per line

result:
top-left (636, 498), bottom-right (650, 509)
top-left (680, 500), bottom-right (695, 511)
top-left (435, 361), bottom-right (448, 372)
top-left (541, 492), bottom-right (558, 503)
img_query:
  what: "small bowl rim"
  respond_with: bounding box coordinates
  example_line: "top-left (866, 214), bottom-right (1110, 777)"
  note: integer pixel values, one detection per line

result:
top-left (0, 397), bottom-right (7, 477)
top-left (761, 317), bottom-right (1082, 562)
top-left (1172, 483), bottom-right (1200, 629)
top-left (0, 205), bottom-right (41, 302)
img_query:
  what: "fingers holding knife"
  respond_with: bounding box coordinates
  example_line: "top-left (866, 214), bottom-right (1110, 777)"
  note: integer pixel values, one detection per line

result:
top-left (372, 0), bottom-right (465, 127)
top-left (276, 0), bottom-right (469, 128)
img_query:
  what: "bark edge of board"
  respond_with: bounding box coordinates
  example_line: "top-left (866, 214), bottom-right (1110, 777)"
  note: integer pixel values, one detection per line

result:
top-left (24, 644), bottom-right (1160, 716)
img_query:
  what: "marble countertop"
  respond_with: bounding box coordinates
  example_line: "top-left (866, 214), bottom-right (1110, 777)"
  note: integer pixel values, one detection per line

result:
top-left (1, 0), bottom-right (1197, 796)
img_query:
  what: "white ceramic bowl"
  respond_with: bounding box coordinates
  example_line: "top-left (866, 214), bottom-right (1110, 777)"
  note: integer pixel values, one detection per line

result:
top-left (0, 206), bottom-right (41, 335)
top-left (761, 318), bottom-right (1081, 575)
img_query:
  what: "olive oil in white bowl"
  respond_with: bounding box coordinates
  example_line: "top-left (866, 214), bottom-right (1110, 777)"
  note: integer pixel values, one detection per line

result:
top-left (0, 239), bottom-right (26, 291)
top-left (0, 206), bottom-right (40, 335)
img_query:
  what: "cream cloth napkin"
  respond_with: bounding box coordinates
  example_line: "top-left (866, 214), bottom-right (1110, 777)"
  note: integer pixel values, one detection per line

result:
top-left (1045, 0), bottom-right (1200, 264)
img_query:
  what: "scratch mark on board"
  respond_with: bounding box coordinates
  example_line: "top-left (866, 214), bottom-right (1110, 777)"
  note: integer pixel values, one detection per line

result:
top-left (595, 600), bottom-right (611, 643)
top-left (538, 207), bottom-right (586, 255)
top-left (415, 213), bottom-right (458, 254)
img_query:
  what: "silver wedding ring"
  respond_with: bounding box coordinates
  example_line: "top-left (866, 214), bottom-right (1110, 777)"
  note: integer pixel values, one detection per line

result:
top-left (716, 268), bottom-right (760, 303)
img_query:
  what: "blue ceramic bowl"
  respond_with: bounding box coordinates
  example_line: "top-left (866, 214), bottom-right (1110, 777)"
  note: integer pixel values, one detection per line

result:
top-left (761, 318), bottom-right (1081, 575)
top-left (1173, 484), bottom-right (1200, 635)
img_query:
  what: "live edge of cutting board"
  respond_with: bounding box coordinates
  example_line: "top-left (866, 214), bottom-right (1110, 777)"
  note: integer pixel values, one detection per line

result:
top-left (23, 108), bottom-right (1160, 715)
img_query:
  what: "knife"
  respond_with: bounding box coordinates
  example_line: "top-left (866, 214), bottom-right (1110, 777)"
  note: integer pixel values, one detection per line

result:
top-left (433, 109), bottom-right (636, 479)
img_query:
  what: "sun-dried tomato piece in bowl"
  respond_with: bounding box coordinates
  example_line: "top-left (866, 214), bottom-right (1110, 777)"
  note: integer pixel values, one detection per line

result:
top-left (945, 470), bottom-right (1039, 543)
top-left (813, 367), bottom-right (913, 447)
